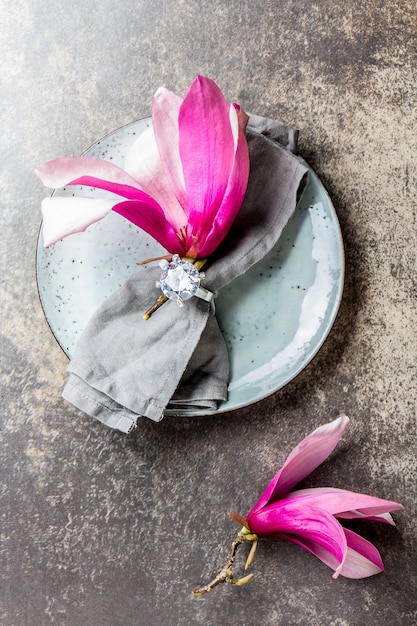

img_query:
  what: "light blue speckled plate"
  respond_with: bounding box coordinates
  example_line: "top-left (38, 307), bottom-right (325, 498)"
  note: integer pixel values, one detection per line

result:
top-left (36, 118), bottom-right (344, 415)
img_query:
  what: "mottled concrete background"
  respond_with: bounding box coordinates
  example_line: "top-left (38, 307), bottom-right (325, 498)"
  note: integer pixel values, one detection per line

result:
top-left (1, 1), bottom-right (416, 625)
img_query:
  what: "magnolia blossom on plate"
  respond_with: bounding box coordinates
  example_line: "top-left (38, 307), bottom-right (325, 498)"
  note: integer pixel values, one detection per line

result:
top-left (35, 76), bottom-right (250, 259)
top-left (239, 416), bottom-right (403, 579)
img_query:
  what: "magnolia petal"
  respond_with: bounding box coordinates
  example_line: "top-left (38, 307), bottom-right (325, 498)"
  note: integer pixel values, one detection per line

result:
top-left (279, 527), bottom-right (384, 579)
top-left (338, 528), bottom-right (385, 578)
top-left (178, 76), bottom-right (234, 231)
top-left (35, 157), bottom-right (144, 194)
top-left (42, 194), bottom-right (182, 254)
top-left (230, 103), bottom-right (250, 152)
top-left (41, 196), bottom-right (117, 247)
top-left (151, 86), bottom-right (189, 212)
top-left (248, 502), bottom-right (347, 574)
top-left (193, 103), bottom-right (250, 258)
top-left (112, 199), bottom-right (184, 254)
top-left (124, 126), bottom-right (187, 231)
top-left (248, 416), bottom-right (350, 516)
top-left (336, 512), bottom-right (395, 525)
top-left (286, 487), bottom-right (403, 520)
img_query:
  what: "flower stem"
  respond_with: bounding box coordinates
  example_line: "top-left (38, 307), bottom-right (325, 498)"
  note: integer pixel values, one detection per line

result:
top-left (192, 528), bottom-right (257, 595)
top-left (143, 295), bottom-right (169, 320)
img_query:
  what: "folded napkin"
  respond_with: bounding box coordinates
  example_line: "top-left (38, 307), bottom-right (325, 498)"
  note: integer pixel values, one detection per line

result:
top-left (62, 115), bottom-right (308, 432)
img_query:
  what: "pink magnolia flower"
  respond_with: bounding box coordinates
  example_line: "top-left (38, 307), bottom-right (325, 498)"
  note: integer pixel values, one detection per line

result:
top-left (35, 76), bottom-right (250, 259)
top-left (239, 416), bottom-right (403, 579)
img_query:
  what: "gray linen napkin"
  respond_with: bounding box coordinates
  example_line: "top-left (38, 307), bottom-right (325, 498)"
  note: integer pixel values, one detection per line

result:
top-left (62, 115), bottom-right (309, 432)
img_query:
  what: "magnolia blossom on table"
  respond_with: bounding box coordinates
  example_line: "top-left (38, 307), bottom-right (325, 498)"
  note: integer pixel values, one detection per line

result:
top-left (193, 416), bottom-right (403, 593)
top-left (35, 76), bottom-right (250, 260)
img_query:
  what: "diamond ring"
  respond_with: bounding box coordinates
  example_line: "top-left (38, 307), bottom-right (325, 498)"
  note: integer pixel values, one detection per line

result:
top-left (156, 255), bottom-right (215, 307)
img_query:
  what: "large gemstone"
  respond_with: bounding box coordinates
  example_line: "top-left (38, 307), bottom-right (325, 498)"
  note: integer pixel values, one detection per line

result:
top-left (159, 257), bottom-right (201, 305)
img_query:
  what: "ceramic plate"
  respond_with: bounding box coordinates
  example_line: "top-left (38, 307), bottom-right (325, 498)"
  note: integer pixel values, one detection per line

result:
top-left (36, 118), bottom-right (344, 415)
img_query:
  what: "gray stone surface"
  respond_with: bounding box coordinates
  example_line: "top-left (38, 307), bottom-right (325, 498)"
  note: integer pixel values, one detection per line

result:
top-left (1, 1), bottom-right (416, 624)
